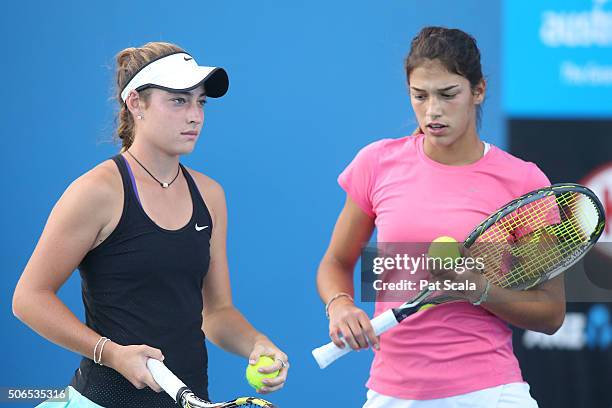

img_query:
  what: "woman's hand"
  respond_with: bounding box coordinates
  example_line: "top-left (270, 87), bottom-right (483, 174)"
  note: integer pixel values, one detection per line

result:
top-left (328, 297), bottom-right (379, 351)
top-left (247, 338), bottom-right (289, 394)
top-left (103, 342), bottom-right (164, 392)
top-left (427, 247), bottom-right (488, 304)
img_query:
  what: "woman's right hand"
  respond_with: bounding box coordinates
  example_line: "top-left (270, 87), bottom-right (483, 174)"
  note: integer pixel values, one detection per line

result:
top-left (328, 297), bottom-right (380, 351)
top-left (103, 343), bottom-right (164, 392)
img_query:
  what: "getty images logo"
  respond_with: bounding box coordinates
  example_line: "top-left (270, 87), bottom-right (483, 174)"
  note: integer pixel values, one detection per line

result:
top-left (522, 305), bottom-right (612, 350)
top-left (540, 0), bottom-right (612, 47)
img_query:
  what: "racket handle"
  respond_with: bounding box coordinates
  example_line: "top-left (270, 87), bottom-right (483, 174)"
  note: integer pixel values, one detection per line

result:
top-left (312, 310), bottom-right (399, 369)
top-left (311, 340), bottom-right (352, 369)
top-left (147, 358), bottom-right (186, 402)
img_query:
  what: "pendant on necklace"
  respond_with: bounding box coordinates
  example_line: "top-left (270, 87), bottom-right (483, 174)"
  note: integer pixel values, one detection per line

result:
top-left (162, 182), bottom-right (169, 188)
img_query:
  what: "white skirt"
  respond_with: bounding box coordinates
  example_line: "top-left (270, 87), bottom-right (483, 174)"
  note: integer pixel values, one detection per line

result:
top-left (363, 382), bottom-right (539, 408)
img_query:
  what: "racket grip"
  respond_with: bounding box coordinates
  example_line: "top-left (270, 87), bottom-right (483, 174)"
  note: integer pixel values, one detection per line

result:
top-left (311, 340), bottom-right (352, 369)
top-left (311, 310), bottom-right (399, 369)
top-left (370, 309), bottom-right (401, 335)
top-left (147, 358), bottom-right (186, 402)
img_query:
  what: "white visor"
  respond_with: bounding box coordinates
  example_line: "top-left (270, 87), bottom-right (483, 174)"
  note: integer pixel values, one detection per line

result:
top-left (120, 52), bottom-right (229, 102)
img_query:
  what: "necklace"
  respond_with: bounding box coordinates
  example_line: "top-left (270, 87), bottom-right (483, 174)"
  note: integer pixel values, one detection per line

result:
top-left (126, 150), bottom-right (180, 188)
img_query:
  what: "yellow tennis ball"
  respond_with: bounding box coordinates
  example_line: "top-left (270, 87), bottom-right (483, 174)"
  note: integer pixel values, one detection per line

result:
top-left (427, 236), bottom-right (461, 266)
top-left (418, 303), bottom-right (437, 312)
top-left (245, 356), bottom-right (279, 390)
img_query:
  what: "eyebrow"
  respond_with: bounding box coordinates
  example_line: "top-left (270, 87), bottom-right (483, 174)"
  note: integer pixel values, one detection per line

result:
top-left (168, 91), bottom-right (207, 98)
top-left (410, 85), bottom-right (460, 92)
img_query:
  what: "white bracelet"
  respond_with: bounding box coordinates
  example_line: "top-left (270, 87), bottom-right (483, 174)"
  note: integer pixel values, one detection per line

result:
top-left (93, 337), bottom-right (107, 364)
top-left (96, 338), bottom-right (111, 366)
top-left (472, 280), bottom-right (491, 306)
top-left (325, 292), bottom-right (354, 318)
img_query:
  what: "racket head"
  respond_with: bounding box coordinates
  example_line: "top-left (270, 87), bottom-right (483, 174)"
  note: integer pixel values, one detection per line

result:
top-left (182, 392), bottom-right (276, 408)
top-left (464, 183), bottom-right (606, 290)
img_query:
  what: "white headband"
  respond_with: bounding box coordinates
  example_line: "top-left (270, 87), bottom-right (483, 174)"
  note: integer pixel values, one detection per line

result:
top-left (120, 52), bottom-right (228, 102)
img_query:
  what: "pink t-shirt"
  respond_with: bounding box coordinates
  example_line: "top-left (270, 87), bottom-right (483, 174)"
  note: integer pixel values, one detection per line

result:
top-left (338, 134), bottom-right (551, 400)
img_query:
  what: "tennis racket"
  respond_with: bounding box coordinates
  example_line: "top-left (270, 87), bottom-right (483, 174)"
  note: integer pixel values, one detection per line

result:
top-left (312, 183), bottom-right (606, 369)
top-left (147, 359), bottom-right (276, 408)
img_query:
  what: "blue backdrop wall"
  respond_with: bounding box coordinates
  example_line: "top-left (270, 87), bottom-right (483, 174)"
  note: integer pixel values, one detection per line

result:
top-left (0, 1), bottom-right (502, 406)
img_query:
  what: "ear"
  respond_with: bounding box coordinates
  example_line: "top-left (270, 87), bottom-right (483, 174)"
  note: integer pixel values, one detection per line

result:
top-left (125, 90), bottom-right (143, 116)
top-left (473, 79), bottom-right (486, 105)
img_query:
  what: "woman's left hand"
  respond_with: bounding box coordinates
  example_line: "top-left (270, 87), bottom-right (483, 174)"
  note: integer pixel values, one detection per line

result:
top-left (247, 338), bottom-right (289, 394)
top-left (427, 247), bottom-right (488, 304)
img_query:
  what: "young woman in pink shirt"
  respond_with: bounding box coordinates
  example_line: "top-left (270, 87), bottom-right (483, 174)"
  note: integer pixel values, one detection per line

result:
top-left (317, 27), bottom-right (564, 407)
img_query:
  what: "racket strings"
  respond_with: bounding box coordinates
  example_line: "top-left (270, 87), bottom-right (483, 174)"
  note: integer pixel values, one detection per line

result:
top-left (184, 395), bottom-right (274, 408)
top-left (187, 402), bottom-right (271, 408)
top-left (471, 191), bottom-right (600, 290)
top-left (504, 193), bottom-right (592, 286)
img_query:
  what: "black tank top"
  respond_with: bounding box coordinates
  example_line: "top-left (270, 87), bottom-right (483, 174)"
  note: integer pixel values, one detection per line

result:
top-left (70, 155), bottom-right (212, 407)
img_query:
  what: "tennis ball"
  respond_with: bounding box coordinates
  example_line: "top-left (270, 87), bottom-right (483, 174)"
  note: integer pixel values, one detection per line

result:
top-left (427, 236), bottom-right (461, 267)
top-left (245, 356), bottom-right (279, 390)
top-left (418, 303), bottom-right (437, 312)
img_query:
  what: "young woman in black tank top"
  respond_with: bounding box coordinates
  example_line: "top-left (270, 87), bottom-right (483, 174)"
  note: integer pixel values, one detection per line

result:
top-left (13, 42), bottom-right (289, 408)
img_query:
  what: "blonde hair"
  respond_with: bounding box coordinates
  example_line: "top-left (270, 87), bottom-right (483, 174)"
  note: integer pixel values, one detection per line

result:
top-left (114, 42), bottom-right (185, 151)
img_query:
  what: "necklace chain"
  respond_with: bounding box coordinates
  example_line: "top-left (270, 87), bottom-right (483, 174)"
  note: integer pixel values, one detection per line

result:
top-left (126, 150), bottom-right (180, 189)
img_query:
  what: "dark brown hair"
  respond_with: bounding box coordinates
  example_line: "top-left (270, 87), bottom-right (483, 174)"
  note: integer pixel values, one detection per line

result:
top-left (405, 27), bottom-right (484, 129)
top-left (114, 42), bottom-right (185, 151)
